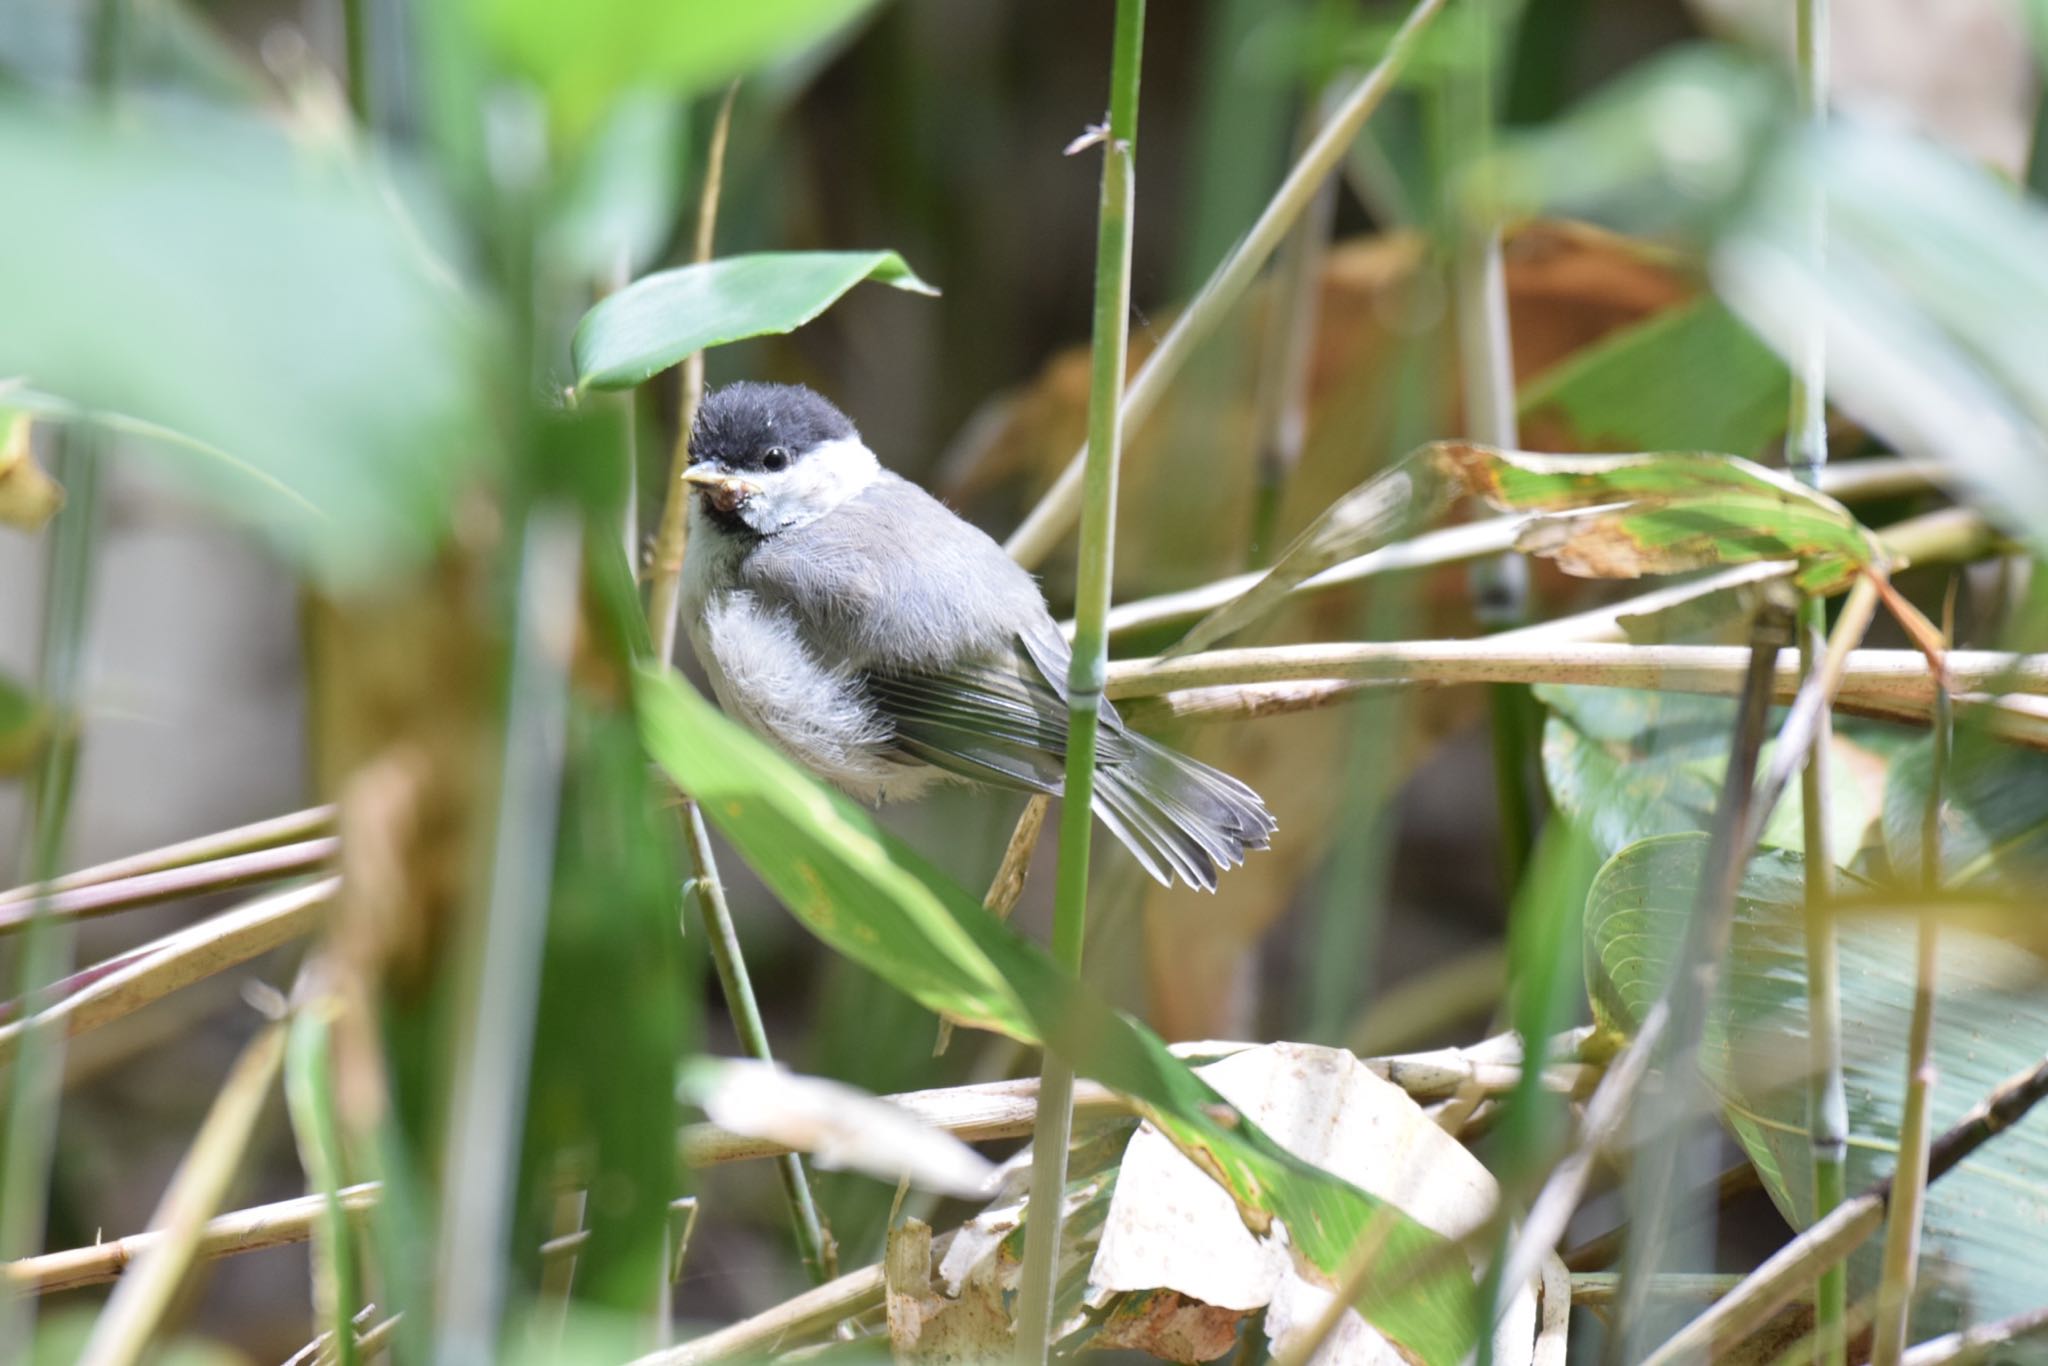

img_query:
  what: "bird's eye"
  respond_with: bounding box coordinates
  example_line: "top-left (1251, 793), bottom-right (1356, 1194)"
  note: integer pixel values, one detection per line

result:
top-left (762, 446), bottom-right (790, 473)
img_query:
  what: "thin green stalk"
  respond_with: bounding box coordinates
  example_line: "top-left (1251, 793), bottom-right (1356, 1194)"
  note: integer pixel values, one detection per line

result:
top-left (1447, 0), bottom-right (1539, 892)
top-left (1791, 3), bottom-right (1845, 1358)
top-left (1246, 85), bottom-right (1339, 567)
top-left (684, 805), bottom-right (833, 1282)
top-left (647, 79), bottom-right (739, 666)
top-left (341, 0), bottom-right (371, 123)
top-left (1872, 675), bottom-right (1949, 1365)
top-left (432, 512), bottom-right (580, 1366)
top-left (634, 79), bottom-right (833, 1282)
top-left (0, 433), bottom-right (100, 1363)
top-left (285, 1007), bottom-right (361, 1366)
top-left (1800, 606), bottom-right (1850, 1366)
top-left (1015, 3), bottom-right (1143, 1360)
top-left (1607, 598), bottom-right (1792, 1364)
top-left (1002, 0), bottom-right (1451, 569)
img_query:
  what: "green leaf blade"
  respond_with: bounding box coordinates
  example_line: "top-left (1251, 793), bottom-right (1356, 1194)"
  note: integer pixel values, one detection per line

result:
top-left (571, 251), bottom-right (938, 392)
top-left (632, 667), bottom-right (1481, 1365)
top-left (1585, 833), bottom-right (2048, 1337)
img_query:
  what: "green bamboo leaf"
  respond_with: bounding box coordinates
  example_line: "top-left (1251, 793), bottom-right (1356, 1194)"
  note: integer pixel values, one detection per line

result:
top-left (1518, 297), bottom-right (1791, 458)
top-left (282, 1012), bottom-right (361, 1366)
top-left (1881, 731), bottom-right (2048, 892)
top-left (633, 666), bottom-right (1479, 1365)
top-left (1432, 443), bottom-right (1876, 591)
top-left (571, 251), bottom-right (937, 393)
top-left (1585, 833), bottom-right (2048, 1337)
top-left (473, 0), bottom-right (882, 137)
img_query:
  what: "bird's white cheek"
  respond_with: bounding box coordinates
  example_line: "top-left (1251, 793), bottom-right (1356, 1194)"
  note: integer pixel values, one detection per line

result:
top-left (742, 438), bottom-right (880, 532)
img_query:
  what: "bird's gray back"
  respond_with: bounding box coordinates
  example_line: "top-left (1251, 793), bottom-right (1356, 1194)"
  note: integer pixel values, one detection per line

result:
top-left (734, 471), bottom-right (1049, 672)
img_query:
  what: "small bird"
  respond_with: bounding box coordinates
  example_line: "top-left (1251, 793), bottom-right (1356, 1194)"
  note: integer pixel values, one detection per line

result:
top-left (678, 382), bottom-right (1274, 891)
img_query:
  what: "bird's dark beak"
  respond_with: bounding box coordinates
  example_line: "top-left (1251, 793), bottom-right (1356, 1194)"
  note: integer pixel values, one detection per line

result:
top-left (682, 465), bottom-right (759, 515)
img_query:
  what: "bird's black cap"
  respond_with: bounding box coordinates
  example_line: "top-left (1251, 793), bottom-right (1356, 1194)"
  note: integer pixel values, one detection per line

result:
top-left (689, 382), bottom-right (859, 473)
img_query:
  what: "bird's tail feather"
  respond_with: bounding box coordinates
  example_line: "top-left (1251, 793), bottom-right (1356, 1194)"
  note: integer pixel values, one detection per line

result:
top-left (1094, 733), bottom-right (1276, 892)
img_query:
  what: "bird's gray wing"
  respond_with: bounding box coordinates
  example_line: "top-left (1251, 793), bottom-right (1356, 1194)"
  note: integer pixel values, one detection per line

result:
top-left (866, 622), bottom-right (1240, 889)
top-left (862, 634), bottom-right (1072, 793)
top-left (737, 474), bottom-right (1268, 887)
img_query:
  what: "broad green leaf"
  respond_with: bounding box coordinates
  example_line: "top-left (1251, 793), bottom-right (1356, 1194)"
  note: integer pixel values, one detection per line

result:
top-left (1585, 834), bottom-right (2048, 1337)
top-left (634, 667), bottom-right (1478, 1365)
top-left (0, 103), bottom-right (492, 588)
top-left (473, 0), bottom-right (882, 137)
top-left (0, 672), bottom-right (48, 777)
top-left (1537, 685), bottom-right (1879, 864)
top-left (1881, 731), bottom-right (2048, 892)
top-left (1716, 120), bottom-right (2048, 557)
top-left (572, 251), bottom-right (937, 392)
top-left (1519, 298), bottom-right (1790, 458)
top-left (1431, 443), bottom-right (1877, 592)
top-left (0, 406), bottom-right (61, 530)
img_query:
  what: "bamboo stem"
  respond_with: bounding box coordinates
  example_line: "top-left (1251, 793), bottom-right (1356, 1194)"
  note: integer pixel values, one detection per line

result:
top-left (0, 434), bottom-right (101, 1359)
top-left (686, 803), bottom-right (834, 1282)
top-left (633, 79), bottom-right (834, 1283)
top-left (0, 838), bottom-right (339, 934)
top-left (1106, 639), bottom-right (2042, 704)
top-left (1605, 599), bottom-right (1790, 1361)
top-left (1448, 0), bottom-right (1539, 902)
top-left (1798, 602), bottom-right (1850, 1366)
top-left (1002, 0), bottom-right (1453, 568)
top-left (0, 805), bottom-right (334, 911)
top-left (283, 1007), bottom-right (360, 1366)
top-left (1872, 676), bottom-right (1950, 1365)
top-left (1245, 90), bottom-right (1338, 566)
top-left (1017, 5), bottom-right (1144, 1358)
top-left (1789, 0), bottom-right (1841, 1353)
top-left (0, 879), bottom-right (335, 1065)
top-left (646, 79), bottom-right (739, 666)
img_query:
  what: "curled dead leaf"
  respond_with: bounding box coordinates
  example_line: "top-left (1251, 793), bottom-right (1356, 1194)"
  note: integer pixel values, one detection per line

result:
top-left (1092, 1288), bottom-right (1249, 1363)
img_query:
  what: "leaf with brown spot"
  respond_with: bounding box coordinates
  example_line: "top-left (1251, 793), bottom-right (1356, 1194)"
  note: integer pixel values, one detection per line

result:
top-left (1430, 444), bottom-right (1877, 590)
